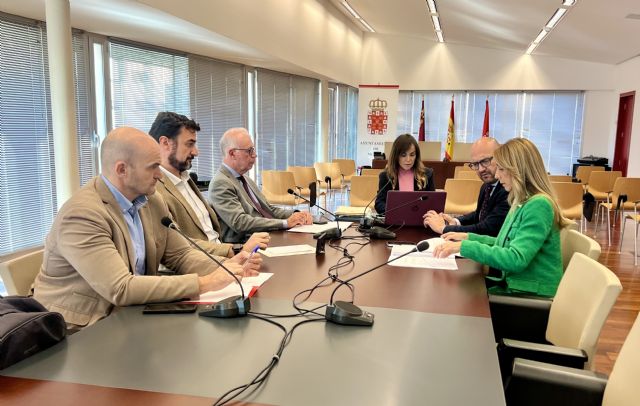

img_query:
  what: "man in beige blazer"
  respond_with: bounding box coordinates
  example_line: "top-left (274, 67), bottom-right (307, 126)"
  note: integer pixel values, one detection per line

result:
top-left (33, 127), bottom-right (260, 330)
top-left (149, 112), bottom-right (269, 257)
top-left (209, 128), bottom-right (313, 243)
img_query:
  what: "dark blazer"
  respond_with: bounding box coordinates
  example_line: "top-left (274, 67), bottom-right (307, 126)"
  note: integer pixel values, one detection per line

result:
top-left (374, 168), bottom-right (435, 214)
top-left (443, 182), bottom-right (510, 236)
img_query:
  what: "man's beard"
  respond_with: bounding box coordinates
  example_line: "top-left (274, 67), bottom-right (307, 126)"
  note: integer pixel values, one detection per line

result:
top-left (169, 151), bottom-right (192, 173)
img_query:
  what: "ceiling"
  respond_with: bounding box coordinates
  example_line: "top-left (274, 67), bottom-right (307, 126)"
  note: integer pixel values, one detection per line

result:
top-left (331, 0), bottom-right (640, 64)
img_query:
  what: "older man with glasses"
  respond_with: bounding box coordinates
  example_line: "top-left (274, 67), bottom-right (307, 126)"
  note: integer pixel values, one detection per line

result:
top-left (209, 127), bottom-right (313, 243)
top-left (423, 137), bottom-right (510, 236)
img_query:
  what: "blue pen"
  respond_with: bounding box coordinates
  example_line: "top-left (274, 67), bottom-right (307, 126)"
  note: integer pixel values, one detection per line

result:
top-left (243, 245), bottom-right (260, 268)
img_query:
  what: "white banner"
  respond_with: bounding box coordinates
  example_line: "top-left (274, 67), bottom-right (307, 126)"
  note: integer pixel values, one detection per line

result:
top-left (356, 85), bottom-right (399, 167)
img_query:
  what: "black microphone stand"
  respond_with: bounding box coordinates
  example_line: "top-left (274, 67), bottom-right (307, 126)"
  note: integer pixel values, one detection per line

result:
top-left (287, 188), bottom-right (343, 239)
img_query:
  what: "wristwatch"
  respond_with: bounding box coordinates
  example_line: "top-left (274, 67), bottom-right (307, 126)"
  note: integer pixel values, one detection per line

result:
top-left (232, 244), bottom-right (243, 255)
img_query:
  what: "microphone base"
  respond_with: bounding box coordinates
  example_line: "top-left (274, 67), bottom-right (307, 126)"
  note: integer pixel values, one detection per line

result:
top-left (325, 301), bottom-right (374, 326)
top-left (199, 295), bottom-right (251, 318)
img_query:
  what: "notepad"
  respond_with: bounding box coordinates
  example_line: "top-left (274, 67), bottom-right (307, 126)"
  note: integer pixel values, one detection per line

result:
top-left (182, 273), bottom-right (273, 304)
top-left (286, 221), bottom-right (352, 234)
top-left (260, 245), bottom-right (316, 257)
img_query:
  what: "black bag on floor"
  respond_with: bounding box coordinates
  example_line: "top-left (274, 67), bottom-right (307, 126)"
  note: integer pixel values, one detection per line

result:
top-left (0, 296), bottom-right (66, 370)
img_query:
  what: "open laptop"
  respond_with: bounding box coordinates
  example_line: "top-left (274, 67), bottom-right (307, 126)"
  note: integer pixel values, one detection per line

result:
top-left (384, 191), bottom-right (447, 226)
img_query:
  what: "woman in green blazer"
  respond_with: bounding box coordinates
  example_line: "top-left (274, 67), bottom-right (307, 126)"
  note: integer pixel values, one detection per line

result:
top-left (433, 138), bottom-right (571, 297)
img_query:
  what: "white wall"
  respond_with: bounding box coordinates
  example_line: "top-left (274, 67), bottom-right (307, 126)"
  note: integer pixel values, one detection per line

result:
top-left (613, 56), bottom-right (640, 177)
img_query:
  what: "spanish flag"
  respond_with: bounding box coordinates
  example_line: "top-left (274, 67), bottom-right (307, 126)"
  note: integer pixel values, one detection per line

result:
top-left (444, 97), bottom-right (455, 161)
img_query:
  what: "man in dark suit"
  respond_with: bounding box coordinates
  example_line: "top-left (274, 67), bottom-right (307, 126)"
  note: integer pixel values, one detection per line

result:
top-left (209, 127), bottom-right (312, 243)
top-left (423, 137), bottom-right (509, 236)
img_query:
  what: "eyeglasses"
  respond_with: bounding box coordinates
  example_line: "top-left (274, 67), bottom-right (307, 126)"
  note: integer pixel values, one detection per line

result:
top-left (232, 147), bottom-right (256, 156)
top-left (467, 157), bottom-right (493, 170)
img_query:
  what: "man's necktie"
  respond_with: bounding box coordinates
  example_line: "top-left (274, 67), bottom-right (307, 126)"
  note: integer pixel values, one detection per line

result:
top-left (238, 176), bottom-right (273, 219)
top-left (478, 184), bottom-right (494, 222)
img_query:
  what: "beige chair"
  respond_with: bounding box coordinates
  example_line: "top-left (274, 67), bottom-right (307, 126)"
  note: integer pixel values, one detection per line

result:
top-left (418, 141), bottom-right (441, 161)
top-left (575, 165), bottom-right (604, 185)
top-left (261, 170), bottom-right (298, 206)
top-left (454, 165), bottom-right (475, 178)
top-left (498, 253), bottom-right (622, 373)
top-left (506, 311), bottom-right (640, 405)
top-left (456, 171), bottom-right (480, 180)
top-left (552, 182), bottom-right (585, 232)
top-left (288, 165), bottom-right (326, 207)
top-left (560, 228), bottom-right (601, 271)
top-left (548, 175), bottom-right (572, 182)
top-left (333, 159), bottom-right (356, 185)
top-left (596, 177), bottom-right (640, 246)
top-left (587, 171), bottom-right (622, 202)
top-left (619, 203), bottom-right (640, 266)
top-left (453, 142), bottom-right (473, 162)
top-left (361, 168), bottom-right (384, 177)
top-left (0, 249), bottom-right (44, 296)
top-left (443, 178), bottom-right (483, 215)
top-left (347, 176), bottom-right (379, 207)
top-left (314, 162), bottom-right (347, 200)
top-left (383, 141), bottom-right (394, 160)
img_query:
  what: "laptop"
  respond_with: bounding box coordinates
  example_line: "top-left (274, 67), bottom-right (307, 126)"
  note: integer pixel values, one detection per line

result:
top-left (384, 191), bottom-right (447, 226)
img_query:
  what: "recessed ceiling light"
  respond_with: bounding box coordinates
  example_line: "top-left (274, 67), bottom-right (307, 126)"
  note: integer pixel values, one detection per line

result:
top-left (359, 19), bottom-right (375, 33)
top-left (431, 15), bottom-right (441, 31)
top-left (341, 1), bottom-right (360, 19)
top-left (525, 1), bottom-right (577, 55)
top-left (562, 0), bottom-right (576, 6)
top-left (427, 0), bottom-right (437, 13)
top-left (545, 8), bottom-right (567, 29)
top-left (533, 29), bottom-right (548, 44)
top-left (436, 31), bottom-right (444, 43)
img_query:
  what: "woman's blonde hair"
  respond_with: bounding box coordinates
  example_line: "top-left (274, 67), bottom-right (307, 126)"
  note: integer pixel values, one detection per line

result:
top-left (493, 138), bottom-right (572, 229)
top-left (385, 134), bottom-right (427, 189)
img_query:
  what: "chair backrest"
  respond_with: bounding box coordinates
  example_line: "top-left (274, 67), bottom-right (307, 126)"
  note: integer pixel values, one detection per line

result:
top-left (546, 253), bottom-right (622, 370)
top-left (0, 249), bottom-right (44, 296)
top-left (456, 171), bottom-right (480, 180)
top-left (610, 177), bottom-right (640, 210)
top-left (384, 142), bottom-right (394, 160)
top-left (261, 170), bottom-right (297, 205)
top-left (560, 229), bottom-right (601, 270)
top-left (454, 165), bottom-right (475, 178)
top-left (349, 176), bottom-right (379, 207)
top-left (551, 182), bottom-right (584, 221)
top-left (361, 168), bottom-right (384, 177)
top-left (333, 159), bottom-right (356, 181)
top-left (288, 166), bottom-right (318, 196)
top-left (418, 141), bottom-right (441, 161)
top-left (443, 178), bottom-right (483, 215)
top-left (587, 171), bottom-right (621, 199)
top-left (603, 312), bottom-right (640, 406)
top-left (314, 162), bottom-right (342, 189)
top-left (453, 142), bottom-right (473, 162)
top-left (548, 175), bottom-right (572, 183)
top-left (575, 165), bottom-right (604, 184)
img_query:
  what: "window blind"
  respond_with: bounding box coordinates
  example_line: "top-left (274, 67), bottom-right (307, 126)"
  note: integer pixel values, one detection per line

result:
top-left (189, 56), bottom-right (245, 180)
top-left (0, 14), bottom-right (92, 255)
top-left (328, 83), bottom-right (358, 161)
top-left (109, 40), bottom-right (190, 132)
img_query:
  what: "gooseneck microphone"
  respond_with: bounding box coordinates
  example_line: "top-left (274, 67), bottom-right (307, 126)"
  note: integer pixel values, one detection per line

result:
top-left (325, 240), bottom-right (430, 326)
top-left (287, 188), bottom-right (342, 239)
top-left (160, 217), bottom-right (250, 318)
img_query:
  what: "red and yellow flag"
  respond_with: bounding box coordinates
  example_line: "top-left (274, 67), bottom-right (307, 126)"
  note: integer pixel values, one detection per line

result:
top-left (482, 97), bottom-right (490, 137)
top-left (444, 97), bottom-right (455, 161)
top-left (418, 97), bottom-right (425, 141)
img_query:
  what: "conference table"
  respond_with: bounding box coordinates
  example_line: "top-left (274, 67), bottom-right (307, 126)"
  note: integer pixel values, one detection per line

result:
top-left (0, 227), bottom-right (505, 405)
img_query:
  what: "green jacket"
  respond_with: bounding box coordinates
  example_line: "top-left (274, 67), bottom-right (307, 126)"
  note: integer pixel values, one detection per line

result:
top-left (460, 194), bottom-right (562, 297)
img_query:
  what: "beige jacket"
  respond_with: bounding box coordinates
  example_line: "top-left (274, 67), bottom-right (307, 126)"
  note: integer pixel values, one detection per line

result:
top-left (156, 173), bottom-right (233, 257)
top-left (33, 176), bottom-right (217, 328)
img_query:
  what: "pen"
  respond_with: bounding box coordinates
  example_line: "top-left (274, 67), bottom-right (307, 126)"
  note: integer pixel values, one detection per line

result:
top-left (243, 245), bottom-right (260, 268)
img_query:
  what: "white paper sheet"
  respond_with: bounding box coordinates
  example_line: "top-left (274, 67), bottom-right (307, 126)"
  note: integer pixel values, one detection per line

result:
top-left (182, 272), bottom-right (273, 304)
top-left (388, 243), bottom-right (458, 270)
top-left (286, 221), bottom-right (352, 234)
top-left (260, 244), bottom-right (316, 257)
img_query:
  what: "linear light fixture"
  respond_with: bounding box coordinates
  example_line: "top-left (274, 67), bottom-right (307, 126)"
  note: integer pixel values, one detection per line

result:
top-left (526, 0), bottom-right (577, 55)
top-left (426, 0), bottom-right (444, 43)
top-left (341, 1), bottom-right (375, 33)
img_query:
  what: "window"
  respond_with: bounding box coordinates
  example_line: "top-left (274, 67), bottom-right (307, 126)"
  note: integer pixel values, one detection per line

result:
top-left (189, 56), bottom-right (245, 180)
top-left (254, 69), bottom-right (319, 182)
top-left (397, 91), bottom-right (585, 173)
top-left (328, 83), bottom-right (358, 161)
top-left (109, 40), bottom-right (190, 132)
top-left (0, 14), bottom-right (92, 255)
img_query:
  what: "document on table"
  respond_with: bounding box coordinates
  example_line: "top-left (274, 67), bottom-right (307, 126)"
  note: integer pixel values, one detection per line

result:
top-left (182, 273), bottom-right (273, 304)
top-left (387, 244), bottom-right (458, 270)
top-left (287, 221), bottom-right (352, 234)
top-left (335, 206), bottom-right (371, 216)
top-left (260, 244), bottom-right (316, 257)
